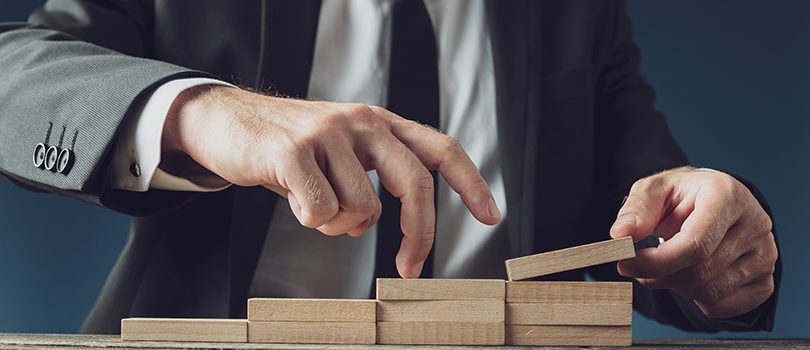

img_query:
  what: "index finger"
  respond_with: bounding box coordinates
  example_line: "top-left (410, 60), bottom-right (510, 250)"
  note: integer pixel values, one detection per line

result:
top-left (620, 192), bottom-right (738, 278)
top-left (372, 107), bottom-right (500, 226)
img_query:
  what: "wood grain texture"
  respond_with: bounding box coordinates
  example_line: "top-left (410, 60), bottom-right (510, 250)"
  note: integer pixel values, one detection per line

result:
top-left (120, 318), bottom-right (247, 343)
top-left (248, 321), bottom-right (375, 344)
top-left (376, 278), bottom-right (505, 301)
top-left (247, 298), bottom-right (375, 322)
top-left (505, 237), bottom-right (636, 280)
top-left (377, 322), bottom-right (504, 345)
top-left (506, 325), bottom-right (632, 346)
top-left (376, 300), bottom-right (504, 323)
top-left (506, 281), bottom-right (632, 303)
top-left (506, 303), bottom-right (632, 325)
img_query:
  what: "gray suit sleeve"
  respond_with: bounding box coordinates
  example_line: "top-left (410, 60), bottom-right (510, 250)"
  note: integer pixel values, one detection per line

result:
top-left (0, 0), bottom-right (213, 213)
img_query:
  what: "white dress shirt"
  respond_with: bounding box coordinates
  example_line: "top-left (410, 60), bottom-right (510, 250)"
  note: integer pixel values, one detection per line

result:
top-left (111, 0), bottom-right (509, 299)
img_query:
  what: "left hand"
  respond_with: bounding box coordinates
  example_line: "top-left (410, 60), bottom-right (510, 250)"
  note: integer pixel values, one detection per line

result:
top-left (610, 166), bottom-right (777, 319)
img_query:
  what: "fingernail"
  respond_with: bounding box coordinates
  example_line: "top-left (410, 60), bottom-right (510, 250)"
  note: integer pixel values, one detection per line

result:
top-left (488, 197), bottom-right (501, 219)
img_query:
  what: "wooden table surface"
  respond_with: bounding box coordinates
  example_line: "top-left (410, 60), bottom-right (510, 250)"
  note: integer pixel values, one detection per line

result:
top-left (0, 334), bottom-right (808, 350)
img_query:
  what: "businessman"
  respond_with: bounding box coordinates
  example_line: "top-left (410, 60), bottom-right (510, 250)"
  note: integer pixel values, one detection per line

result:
top-left (0, 0), bottom-right (779, 334)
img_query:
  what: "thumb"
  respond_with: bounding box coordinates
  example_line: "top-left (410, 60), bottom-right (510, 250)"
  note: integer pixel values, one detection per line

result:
top-left (610, 178), bottom-right (671, 242)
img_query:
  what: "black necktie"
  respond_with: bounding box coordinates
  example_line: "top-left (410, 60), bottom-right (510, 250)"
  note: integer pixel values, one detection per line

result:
top-left (374, 0), bottom-right (440, 282)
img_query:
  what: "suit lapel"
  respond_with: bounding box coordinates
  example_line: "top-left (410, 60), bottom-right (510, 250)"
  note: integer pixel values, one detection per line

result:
top-left (227, 0), bottom-right (322, 318)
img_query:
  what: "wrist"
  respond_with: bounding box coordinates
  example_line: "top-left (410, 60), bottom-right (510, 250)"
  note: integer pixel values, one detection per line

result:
top-left (162, 84), bottom-right (222, 156)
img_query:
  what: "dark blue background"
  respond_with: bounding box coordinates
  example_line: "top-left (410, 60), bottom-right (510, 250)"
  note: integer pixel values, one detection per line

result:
top-left (1, 0), bottom-right (807, 338)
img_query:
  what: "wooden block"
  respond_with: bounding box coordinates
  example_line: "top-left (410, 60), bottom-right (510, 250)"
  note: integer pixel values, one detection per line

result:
top-left (248, 321), bottom-right (375, 344)
top-left (377, 322), bottom-right (504, 345)
top-left (120, 318), bottom-right (246, 343)
top-left (506, 281), bottom-right (633, 303)
top-left (506, 303), bottom-right (632, 325)
top-left (505, 237), bottom-right (635, 280)
top-left (376, 278), bottom-right (505, 301)
top-left (377, 300), bottom-right (504, 323)
top-left (247, 298), bottom-right (375, 322)
top-left (506, 325), bottom-right (631, 346)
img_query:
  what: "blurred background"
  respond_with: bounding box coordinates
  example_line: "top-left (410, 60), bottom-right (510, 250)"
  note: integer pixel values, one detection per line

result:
top-left (1, 0), bottom-right (808, 338)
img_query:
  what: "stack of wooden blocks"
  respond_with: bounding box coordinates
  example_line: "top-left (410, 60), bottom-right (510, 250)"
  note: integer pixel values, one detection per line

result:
top-left (376, 278), bottom-right (506, 345)
top-left (504, 281), bottom-right (632, 346)
top-left (247, 298), bottom-right (376, 344)
top-left (503, 236), bottom-right (636, 346)
top-left (121, 236), bottom-right (636, 347)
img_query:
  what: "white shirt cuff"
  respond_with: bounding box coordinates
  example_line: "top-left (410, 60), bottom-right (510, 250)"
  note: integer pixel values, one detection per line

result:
top-left (110, 78), bottom-right (235, 192)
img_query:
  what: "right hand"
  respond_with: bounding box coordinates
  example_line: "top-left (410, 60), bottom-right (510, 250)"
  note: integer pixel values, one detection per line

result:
top-left (162, 85), bottom-right (501, 278)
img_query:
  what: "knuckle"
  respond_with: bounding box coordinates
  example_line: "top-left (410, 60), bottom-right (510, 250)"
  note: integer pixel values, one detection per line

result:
top-left (698, 282), bottom-right (723, 304)
top-left (345, 103), bottom-right (382, 125)
top-left (286, 137), bottom-right (315, 155)
top-left (346, 175), bottom-right (377, 213)
top-left (765, 242), bottom-right (779, 268)
top-left (418, 229), bottom-right (436, 243)
top-left (414, 169), bottom-right (435, 193)
top-left (712, 173), bottom-right (745, 202)
top-left (276, 129), bottom-right (315, 155)
top-left (352, 197), bottom-right (380, 216)
top-left (688, 236), bottom-right (713, 265)
top-left (749, 212), bottom-right (773, 237)
top-left (468, 174), bottom-right (489, 194)
top-left (758, 277), bottom-right (775, 300)
top-left (632, 175), bottom-right (665, 193)
top-left (319, 111), bottom-right (348, 130)
top-left (690, 262), bottom-right (715, 285)
top-left (305, 203), bottom-right (337, 224)
top-left (439, 135), bottom-right (464, 157)
top-left (757, 244), bottom-right (779, 276)
top-left (344, 103), bottom-right (374, 116)
top-left (302, 175), bottom-right (337, 214)
top-left (366, 104), bottom-right (388, 116)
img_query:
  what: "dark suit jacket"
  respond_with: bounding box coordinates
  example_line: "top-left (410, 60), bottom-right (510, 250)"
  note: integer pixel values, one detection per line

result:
top-left (0, 0), bottom-right (780, 334)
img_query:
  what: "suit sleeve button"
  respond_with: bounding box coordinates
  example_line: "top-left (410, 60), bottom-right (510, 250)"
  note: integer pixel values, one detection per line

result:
top-left (44, 146), bottom-right (59, 171)
top-left (33, 143), bottom-right (46, 168)
top-left (56, 148), bottom-right (73, 174)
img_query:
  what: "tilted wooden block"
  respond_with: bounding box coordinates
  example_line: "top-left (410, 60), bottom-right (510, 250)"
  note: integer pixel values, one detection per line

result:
top-left (376, 278), bottom-right (505, 301)
top-left (248, 321), bottom-right (375, 345)
top-left (120, 318), bottom-right (247, 343)
top-left (506, 325), bottom-right (632, 346)
top-left (247, 298), bottom-right (375, 322)
top-left (506, 281), bottom-right (633, 303)
top-left (377, 322), bottom-right (504, 345)
top-left (506, 303), bottom-right (632, 325)
top-left (377, 300), bottom-right (504, 323)
top-left (505, 236), bottom-right (636, 280)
